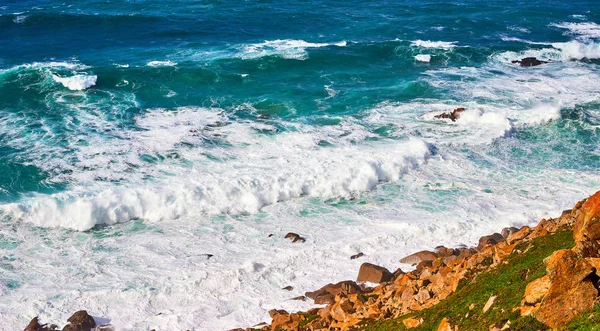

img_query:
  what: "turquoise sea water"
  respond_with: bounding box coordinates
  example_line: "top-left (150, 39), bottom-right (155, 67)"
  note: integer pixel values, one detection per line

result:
top-left (1, 1), bottom-right (600, 329)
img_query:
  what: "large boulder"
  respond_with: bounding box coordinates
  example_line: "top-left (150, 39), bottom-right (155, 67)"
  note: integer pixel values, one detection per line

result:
top-left (477, 233), bottom-right (504, 250)
top-left (400, 250), bottom-right (438, 266)
top-left (356, 263), bottom-right (393, 283)
top-left (532, 249), bottom-right (599, 328)
top-left (573, 191), bottom-right (600, 257)
top-left (62, 311), bottom-right (96, 331)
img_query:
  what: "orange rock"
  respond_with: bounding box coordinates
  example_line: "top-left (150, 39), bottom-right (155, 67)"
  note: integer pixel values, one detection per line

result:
top-left (394, 273), bottom-right (416, 286)
top-left (330, 298), bottom-right (355, 322)
top-left (534, 249), bottom-right (598, 328)
top-left (574, 191), bottom-right (600, 257)
top-left (519, 304), bottom-right (538, 316)
top-left (442, 255), bottom-right (462, 267)
top-left (269, 309), bottom-right (291, 330)
top-left (403, 317), bottom-right (424, 328)
top-left (522, 275), bottom-right (550, 305)
top-left (437, 317), bottom-right (453, 331)
top-left (506, 226), bottom-right (530, 244)
top-left (493, 242), bottom-right (516, 261)
top-left (415, 288), bottom-right (431, 304)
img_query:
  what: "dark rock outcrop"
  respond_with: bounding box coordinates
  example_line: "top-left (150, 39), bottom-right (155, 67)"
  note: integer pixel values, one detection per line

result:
top-left (284, 232), bottom-right (306, 243)
top-left (434, 108), bottom-right (465, 122)
top-left (511, 57), bottom-right (548, 67)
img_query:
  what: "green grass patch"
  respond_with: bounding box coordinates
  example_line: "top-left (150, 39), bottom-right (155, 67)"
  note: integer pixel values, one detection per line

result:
top-left (362, 230), bottom-right (574, 331)
top-left (299, 311), bottom-right (320, 327)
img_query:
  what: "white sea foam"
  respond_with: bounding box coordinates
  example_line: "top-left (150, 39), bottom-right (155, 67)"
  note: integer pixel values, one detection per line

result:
top-left (515, 104), bottom-right (561, 125)
top-left (147, 60), bottom-right (177, 67)
top-left (0, 61), bottom-right (89, 75)
top-left (414, 54), bottom-right (431, 62)
top-left (1, 134), bottom-right (596, 331)
top-left (238, 39), bottom-right (347, 60)
top-left (410, 40), bottom-right (457, 49)
top-left (551, 41), bottom-right (600, 59)
top-left (13, 14), bottom-right (27, 24)
top-left (551, 21), bottom-right (600, 40)
top-left (507, 26), bottom-right (531, 33)
top-left (52, 74), bottom-right (97, 90)
top-left (2, 107), bottom-right (431, 231)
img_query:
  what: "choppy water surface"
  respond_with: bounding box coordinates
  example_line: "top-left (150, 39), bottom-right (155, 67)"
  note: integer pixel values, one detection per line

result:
top-left (1, 1), bottom-right (599, 329)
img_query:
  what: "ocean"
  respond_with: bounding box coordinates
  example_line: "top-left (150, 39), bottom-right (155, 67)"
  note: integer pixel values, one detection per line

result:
top-left (1, 0), bottom-right (599, 329)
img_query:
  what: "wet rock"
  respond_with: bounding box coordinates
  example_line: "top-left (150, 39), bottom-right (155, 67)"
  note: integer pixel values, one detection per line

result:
top-left (63, 311), bottom-right (96, 331)
top-left (201, 254), bottom-right (214, 259)
top-left (282, 285), bottom-right (293, 291)
top-left (477, 233), bottom-right (504, 250)
top-left (284, 232), bottom-right (306, 243)
top-left (434, 246), bottom-right (458, 257)
top-left (511, 57), bottom-right (548, 67)
top-left (314, 293), bottom-right (336, 305)
top-left (305, 280), bottom-right (362, 303)
top-left (400, 250), bottom-right (438, 266)
top-left (23, 317), bottom-right (56, 331)
top-left (392, 268), bottom-right (406, 280)
top-left (501, 227), bottom-right (519, 239)
top-left (290, 296), bottom-right (308, 301)
top-left (434, 107), bottom-right (466, 122)
top-left (356, 263), bottom-right (393, 283)
top-left (94, 325), bottom-right (115, 331)
top-left (436, 108), bottom-right (466, 121)
top-left (350, 252), bottom-right (365, 260)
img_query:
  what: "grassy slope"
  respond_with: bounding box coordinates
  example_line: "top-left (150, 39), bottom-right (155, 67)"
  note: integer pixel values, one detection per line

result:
top-left (362, 231), bottom-right (577, 331)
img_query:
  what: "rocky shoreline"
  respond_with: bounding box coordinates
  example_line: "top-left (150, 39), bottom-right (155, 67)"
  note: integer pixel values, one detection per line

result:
top-left (231, 190), bottom-right (600, 330)
top-left (23, 190), bottom-right (600, 331)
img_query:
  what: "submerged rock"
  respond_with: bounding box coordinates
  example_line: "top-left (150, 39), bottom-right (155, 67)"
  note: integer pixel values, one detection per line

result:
top-left (511, 57), bottom-right (548, 67)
